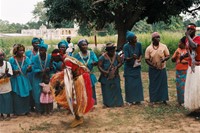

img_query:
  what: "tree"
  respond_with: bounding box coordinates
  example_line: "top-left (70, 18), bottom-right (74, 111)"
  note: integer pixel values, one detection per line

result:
top-left (32, 1), bottom-right (48, 25)
top-left (0, 19), bottom-right (26, 33)
top-left (44, 0), bottom-right (200, 48)
top-left (31, 1), bottom-right (74, 29)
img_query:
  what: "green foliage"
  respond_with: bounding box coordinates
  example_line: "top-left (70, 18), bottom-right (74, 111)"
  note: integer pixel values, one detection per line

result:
top-left (144, 104), bottom-right (188, 120)
top-left (0, 20), bottom-right (27, 33)
top-left (44, 0), bottom-right (199, 47)
top-left (78, 22), bottom-right (92, 36)
top-left (32, 1), bottom-right (48, 25)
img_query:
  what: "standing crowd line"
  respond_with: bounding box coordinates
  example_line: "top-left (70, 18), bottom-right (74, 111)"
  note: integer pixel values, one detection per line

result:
top-left (1, 23), bottom-right (200, 127)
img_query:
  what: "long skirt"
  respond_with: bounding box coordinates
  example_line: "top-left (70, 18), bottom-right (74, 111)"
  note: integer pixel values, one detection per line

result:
top-left (0, 92), bottom-right (13, 114)
top-left (149, 67), bottom-right (169, 102)
top-left (90, 74), bottom-right (97, 104)
top-left (12, 92), bottom-right (30, 115)
top-left (176, 70), bottom-right (187, 104)
top-left (32, 73), bottom-right (43, 113)
top-left (100, 76), bottom-right (123, 107)
top-left (124, 73), bottom-right (144, 103)
top-left (184, 66), bottom-right (200, 110)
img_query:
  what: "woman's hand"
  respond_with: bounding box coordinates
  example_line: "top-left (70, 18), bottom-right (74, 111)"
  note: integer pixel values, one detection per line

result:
top-left (45, 67), bottom-right (50, 72)
top-left (27, 65), bottom-right (32, 72)
top-left (133, 54), bottom-right (138, 59)
top-left (13, 70), bottom-right (20, 75)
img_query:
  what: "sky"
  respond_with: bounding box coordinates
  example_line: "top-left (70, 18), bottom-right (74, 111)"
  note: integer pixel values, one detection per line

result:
top-left (0, 0), bottom-right (43, 24)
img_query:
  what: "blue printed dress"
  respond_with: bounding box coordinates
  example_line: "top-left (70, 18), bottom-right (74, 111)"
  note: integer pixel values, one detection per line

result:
top-left (98, 53), bottom-right (123, 107)
top-left (123, 42), bottom-right (144, 103)
top-left (32, 54), bottom-right (52, 112)
top-left (25, 50), bottom-right (38, 109)
top-left (74, 50), bottom-right (98, 104)
top-left (9, 56), bottom-right (32, 115)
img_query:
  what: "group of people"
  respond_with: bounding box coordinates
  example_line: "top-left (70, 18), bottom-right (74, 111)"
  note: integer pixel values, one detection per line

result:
top-left (170, 23), bottom-right (200, 120)
top-left (1, 23), bottom-right (200, 127)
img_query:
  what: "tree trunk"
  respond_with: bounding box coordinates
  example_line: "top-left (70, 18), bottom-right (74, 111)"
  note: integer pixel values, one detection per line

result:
top-left (117, 27), bottom-right (127, 49)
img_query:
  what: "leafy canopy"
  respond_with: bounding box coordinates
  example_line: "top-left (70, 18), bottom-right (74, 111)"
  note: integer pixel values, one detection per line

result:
top-left (44, 0), bottom-right (200, 47)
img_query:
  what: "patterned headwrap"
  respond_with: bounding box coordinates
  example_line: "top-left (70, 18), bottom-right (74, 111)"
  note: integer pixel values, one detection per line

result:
top-left (77, 39), bottom-right (88, 47)
top-left (187, 24), bottom-right (196, 30)
top-left (152, 32), bottom-right (160, 38)
top-left (126, 31), bottom-right (135, 41)
top-left (58, 40), bottom-right (68, 48)
top-left (32, 37), bottom-right (40, 44)
top-left (38, 43), bottom-right (48, 50)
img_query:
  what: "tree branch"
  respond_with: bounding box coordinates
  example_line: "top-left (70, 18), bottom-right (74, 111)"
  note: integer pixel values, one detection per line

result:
top-left (186, 6), bottom-right (200, 13)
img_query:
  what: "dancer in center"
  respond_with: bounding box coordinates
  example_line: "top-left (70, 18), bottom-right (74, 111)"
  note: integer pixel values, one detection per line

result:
top-left (50, 49), bottom-right (94, 128)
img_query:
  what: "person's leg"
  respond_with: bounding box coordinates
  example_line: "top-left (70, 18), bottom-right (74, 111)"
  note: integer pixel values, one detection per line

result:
top-left (70, 108), bottom-right (84, 128)
top-left (46, 104), bottom-right (50, 114)
top-left (4, 114), bottom-right (11, 121)
top-left (0, 113), bottom-right (4, 120)
top-left (44, 104), bottom-right (47, 115)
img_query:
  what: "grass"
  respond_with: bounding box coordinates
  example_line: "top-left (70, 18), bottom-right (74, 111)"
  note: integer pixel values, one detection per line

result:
top-left (29, 121), bottom-right (55, 131)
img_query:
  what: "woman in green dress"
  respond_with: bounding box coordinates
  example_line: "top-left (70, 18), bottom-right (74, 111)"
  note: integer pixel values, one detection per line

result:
top-left (98, 42), bottom-right (123, 107)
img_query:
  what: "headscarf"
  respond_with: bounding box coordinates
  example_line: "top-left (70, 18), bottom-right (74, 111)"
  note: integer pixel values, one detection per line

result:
top-left (77, 39), bottom-right (88, 47)
top-left (126, 31), bottom-right (135, 42)
top-left (51, 49), bottom-right (62, 57)
top-left (32, 37), bottom-right (40, 44)
top-left (187, 24), bottom-right (196, 30)
top-left (40, 38), bottom-right (44, 44)
top-left (38, 43), bottom-right (48, 51)
top-left (57, 40), bottom-right (68, 48)
top-left (152, 32), bottom-right (160, 38)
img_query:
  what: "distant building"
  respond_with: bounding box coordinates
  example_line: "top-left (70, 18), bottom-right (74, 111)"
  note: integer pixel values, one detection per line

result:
top-left (21, 24), bottom-right (78, 40)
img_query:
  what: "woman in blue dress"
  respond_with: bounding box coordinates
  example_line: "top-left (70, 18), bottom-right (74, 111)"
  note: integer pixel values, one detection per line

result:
top-left (25, 37), bottom-right (41, 112)
top-left (123, 31), bottom-right (144, 105)
top-left (98, 42), bottom-right (123, 107)
top-left (9, 44), bottom-right (32, 115)
top-left (32, 43), bottom-right (52, 113)
top-left (74, 39), bottom-right (98, 104)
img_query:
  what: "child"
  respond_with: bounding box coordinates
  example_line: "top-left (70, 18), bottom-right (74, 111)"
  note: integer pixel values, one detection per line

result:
top-left (171, 36), bottom-right (188, 106)
top-left (40, 74), bottom-right (53, 115)
top-left (0, 50), bottom-right (13, 120)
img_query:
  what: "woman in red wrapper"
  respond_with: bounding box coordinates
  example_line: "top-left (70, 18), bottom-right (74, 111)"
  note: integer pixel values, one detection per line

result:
top-left (50, 49), bottom-right (94, 128)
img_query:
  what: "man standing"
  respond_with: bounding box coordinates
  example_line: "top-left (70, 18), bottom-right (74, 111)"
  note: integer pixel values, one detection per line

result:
top-left (66, 36), bottom-right (75, 56)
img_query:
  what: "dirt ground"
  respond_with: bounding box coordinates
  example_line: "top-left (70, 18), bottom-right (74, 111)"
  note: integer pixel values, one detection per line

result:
top-left (1, 71), bottom-right (200, 133)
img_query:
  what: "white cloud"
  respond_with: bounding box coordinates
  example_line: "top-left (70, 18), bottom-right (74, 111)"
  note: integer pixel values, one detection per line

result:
top-left (0, 0), bottom-right (43, 24)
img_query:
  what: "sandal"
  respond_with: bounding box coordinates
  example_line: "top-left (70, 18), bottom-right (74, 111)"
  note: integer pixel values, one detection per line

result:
top-left (0, 116), bottom-right (4, 121)
top-left (70, 117), bottom-right (84, 128)
top-left (4, 117), bottom-right (11, 121)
